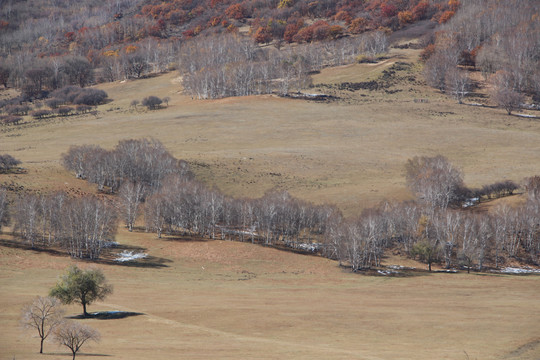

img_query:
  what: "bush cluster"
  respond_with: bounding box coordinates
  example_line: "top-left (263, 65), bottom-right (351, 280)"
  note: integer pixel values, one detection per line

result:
top-left (50, 86), bottom-right (108, 106)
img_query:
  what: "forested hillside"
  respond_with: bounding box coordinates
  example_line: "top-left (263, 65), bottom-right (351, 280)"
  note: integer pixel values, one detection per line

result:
top-left (0, 0), bottom-right (451, 90)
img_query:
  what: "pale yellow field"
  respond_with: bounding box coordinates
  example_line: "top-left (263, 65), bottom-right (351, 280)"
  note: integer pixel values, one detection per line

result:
top-left (1, 228), bottom-right (539, 360)
top-left (1, 47), bottom-right (539, 359)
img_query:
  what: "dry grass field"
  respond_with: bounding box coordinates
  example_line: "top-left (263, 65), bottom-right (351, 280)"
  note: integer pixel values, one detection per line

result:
top-left (1, 228), bottom-right (539, 360)
top-left (1, 47), bottom-right (540, 214)
top-left (1, 46), bottom-right (539, 359)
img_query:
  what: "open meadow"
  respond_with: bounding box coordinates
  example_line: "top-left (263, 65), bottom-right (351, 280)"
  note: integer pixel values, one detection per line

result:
top-left (1, 227), bottom-right (539, 360)
top-left (1, 46), bottom-right (539, 359)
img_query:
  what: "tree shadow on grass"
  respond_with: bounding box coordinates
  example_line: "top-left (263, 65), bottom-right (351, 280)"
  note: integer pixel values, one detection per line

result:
top-left (44, 352), bottom-right (111, 357)
top-left (98, 243), bottom-right (172, 268)
top-left (68, 311), bottom-right (144, 320)
top-left (160, 234), bottom-right (210, 243)
top-left (0, 238), bottom-right (172, 268)
top-left (0, 238), bottom-right (66, 257)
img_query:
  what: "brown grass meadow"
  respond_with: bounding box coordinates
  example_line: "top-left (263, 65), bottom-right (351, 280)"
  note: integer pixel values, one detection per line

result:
top-left (1, 47), bottom-right (539, 359)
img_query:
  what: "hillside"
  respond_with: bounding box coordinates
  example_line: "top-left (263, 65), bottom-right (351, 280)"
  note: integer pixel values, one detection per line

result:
top-left (0, 3), bottom-right (539, 359)
top-left (1, 46), bottom-right (539, 213)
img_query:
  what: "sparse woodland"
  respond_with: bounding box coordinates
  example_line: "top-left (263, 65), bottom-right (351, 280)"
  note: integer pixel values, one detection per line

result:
top-left (2, 139), bottom-right (538, 272)
top-left (422, 0), bottom-right (539, 113)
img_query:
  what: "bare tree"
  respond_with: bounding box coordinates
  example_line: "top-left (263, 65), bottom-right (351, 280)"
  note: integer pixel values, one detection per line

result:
top-left (21, 296), bottom-right (65, 354)
top-left (14, 193), bottom-right (41, 248)
top-left (55, 321), bottom-right (100, 360)
top-left (63, 57), bottom-right (94, 87)
top-left (445, 67), bottom-right (470, 104)
top-left (118, 181), bottom-right (145, 232)
top-left (405, 155), bottom-right (464, 210)
top-left (488, 70), bottom-right (524, 115)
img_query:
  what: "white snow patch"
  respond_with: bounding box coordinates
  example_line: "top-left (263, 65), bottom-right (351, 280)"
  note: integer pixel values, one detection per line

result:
top-left (462, 197), bottom-right (479, 208)
top-left (377, 269), bottom-right (399, 276)
top-left (515, 113), bottom-right (538, 118)
top-left (115, 250), bottom-right (148, 262)
top-left (497, 267), bottom-right (540, 274)
top-left (102, 241), bottom-right (119, 248)
top-left (388, 265), bottom-right (416, 270)
top-left (296, 243), bottom-right (321, 252)
top-left (465, 103), bottom-right (484, 107)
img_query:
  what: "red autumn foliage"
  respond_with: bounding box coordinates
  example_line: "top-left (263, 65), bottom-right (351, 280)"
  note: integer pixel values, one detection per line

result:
top-left (225, 4), bottom-right (245, 20)
top-left (438, 10), bottom-right (455, 24)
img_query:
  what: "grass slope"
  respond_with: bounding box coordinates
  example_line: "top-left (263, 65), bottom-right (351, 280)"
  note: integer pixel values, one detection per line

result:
top-left (1, 48), bottom-right (540, 214)
top-left (1, 46), bottom-right (539, 359)
top-left (1, 229), bottom-right (539, 360)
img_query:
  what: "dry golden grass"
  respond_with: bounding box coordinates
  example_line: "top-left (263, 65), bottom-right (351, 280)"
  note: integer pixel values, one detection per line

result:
top-left (1, 46), bottom-right (539, 359)
top-left (1, 48), bottom-right (539, 215)
top-left (1, 229), bottom-right (539, 360)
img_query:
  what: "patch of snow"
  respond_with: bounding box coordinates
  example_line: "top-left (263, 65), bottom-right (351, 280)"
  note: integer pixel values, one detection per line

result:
top-left (296, 243), bottom-right (321, 252)
top-left (102, 241), bottom-right (119, 248)
top-left (465, 103), bottom-right (484, 107)
top-left (496, 267), bottom-right (540, 274)
top-left (377, 269), bottom-right (399, 276)
top-left (462, 197), bottom-right (480, 208)
top-left (115, 250), bottom-right (148, 262)
top-left (515, 113), bottom-right (538, 118)
top-left (387, 265), bottom-right (416, 270)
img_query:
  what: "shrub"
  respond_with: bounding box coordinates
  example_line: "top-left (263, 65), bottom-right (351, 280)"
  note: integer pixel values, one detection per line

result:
top-left (0, 154), bottom-right (21, 171)
top-left (142, 96), bottom-right (162, 110)
top-left (51, 86), bottom-right (108, 106)
top-left (6, 104), bottom-right (30, 116)
top-left (76, 104), bottom-right (93, 114)
top-left (73, 89), bottom-right (108, 105)
top-left (31, 109), bottom-right (53, 119)
top-left (2, 115), bottom-right (23, 125)
top-left (56, 107), bottom-right (74, 116)
top-left (46, 98), bottom-right (64, 109)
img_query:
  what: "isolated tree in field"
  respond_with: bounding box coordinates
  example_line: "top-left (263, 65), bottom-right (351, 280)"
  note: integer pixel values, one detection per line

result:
top-left (142, 96), bottom-right (162, 110)
top-left (405, 155), bottom-right (464, 209)
top-left (55, 321), bottom-right (99, 360)
top-left (0, 153), bottom-right (21, 172)
top-left (50, 265), bottom-right (112, 317)
top-left (21, 296), bottom-right (65, 354)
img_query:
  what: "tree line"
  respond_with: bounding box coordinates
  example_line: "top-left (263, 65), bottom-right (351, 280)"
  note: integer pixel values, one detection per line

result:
top-left (2, 140), bottom-right (538, 271)
top-left (13, 192), bottom-right (117, 259)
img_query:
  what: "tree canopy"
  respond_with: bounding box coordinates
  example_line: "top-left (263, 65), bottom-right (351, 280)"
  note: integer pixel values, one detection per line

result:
top-left (49, 265), bottom-right (112, 317)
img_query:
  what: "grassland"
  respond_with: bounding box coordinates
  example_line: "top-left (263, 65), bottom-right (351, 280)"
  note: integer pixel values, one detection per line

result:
top-left (1, 227), bottom-right (540, 360)
top-left (0, 46), bottom-right (539, 359)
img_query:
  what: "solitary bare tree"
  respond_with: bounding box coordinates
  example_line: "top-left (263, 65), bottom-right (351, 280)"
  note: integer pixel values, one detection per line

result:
top-left (21, 296), bottom-right (65, 354)
top-left (55, 321), bottom-right (100, 360)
